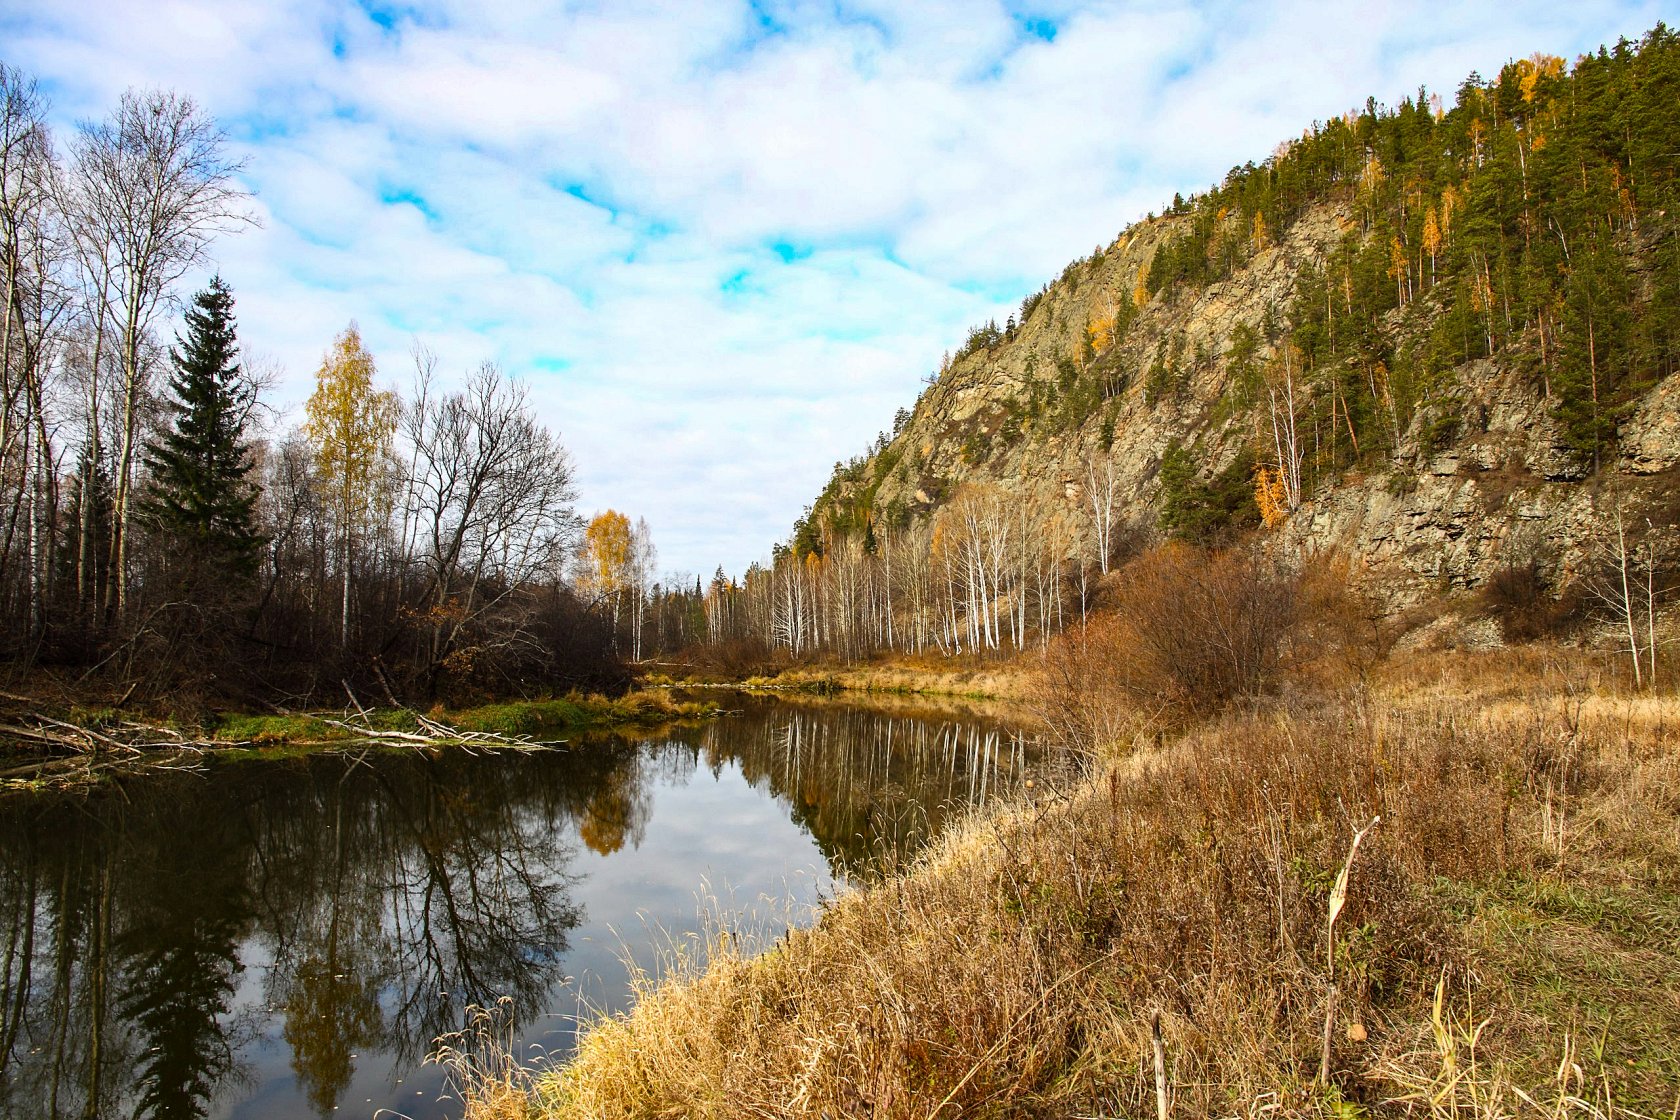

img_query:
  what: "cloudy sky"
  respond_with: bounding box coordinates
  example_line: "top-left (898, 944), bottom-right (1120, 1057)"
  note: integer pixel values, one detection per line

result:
top-left (1, 0), bottom-right (1663, 577)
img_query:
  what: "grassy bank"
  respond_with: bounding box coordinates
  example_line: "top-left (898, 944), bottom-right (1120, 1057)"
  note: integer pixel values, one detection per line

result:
top-left (656, 655), bottom-right (1040, 702)
top-left (454, 650), bottom-right (1680, 1118)
top-left (213, 689), bottom-right (711, 746)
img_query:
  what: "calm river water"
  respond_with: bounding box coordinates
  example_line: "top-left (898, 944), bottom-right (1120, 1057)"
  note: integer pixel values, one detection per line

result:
top-left (0, 693), bottom-right (1035, 1120)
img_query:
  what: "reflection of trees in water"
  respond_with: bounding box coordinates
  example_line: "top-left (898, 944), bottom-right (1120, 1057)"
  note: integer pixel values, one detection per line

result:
top-left (0, 701), bottom-right (1032, 1117)
top-left (0, 747), bottom-right (627, 1118)
top-left (684, 700), bottom-right (1035, 876)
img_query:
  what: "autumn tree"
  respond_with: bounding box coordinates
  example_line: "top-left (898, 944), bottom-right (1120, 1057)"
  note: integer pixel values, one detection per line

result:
top-left (304, 324), bottom-right (398, 646)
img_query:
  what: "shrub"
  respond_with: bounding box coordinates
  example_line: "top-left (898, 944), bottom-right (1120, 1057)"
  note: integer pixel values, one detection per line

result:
top-left (1038, 544), bottom-right (1375, 740)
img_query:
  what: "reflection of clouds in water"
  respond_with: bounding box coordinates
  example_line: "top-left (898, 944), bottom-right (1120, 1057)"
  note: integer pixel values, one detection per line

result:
top-left (0, 699), bottom-right (1038, 1119)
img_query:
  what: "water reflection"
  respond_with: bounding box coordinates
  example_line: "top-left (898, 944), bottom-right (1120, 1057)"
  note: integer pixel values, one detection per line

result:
top-left (0, 695), bottom-right (1033, 1119)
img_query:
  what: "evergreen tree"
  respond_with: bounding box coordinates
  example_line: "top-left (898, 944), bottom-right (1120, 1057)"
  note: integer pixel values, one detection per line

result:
top-left (141, 277), bottom-right (263, 582)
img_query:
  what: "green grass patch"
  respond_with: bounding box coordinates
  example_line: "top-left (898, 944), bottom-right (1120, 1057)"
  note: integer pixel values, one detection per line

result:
top-left (448, 698), bottom-right (592, 735)
top-left (1451, 876), bottom-right (1680, 1111)
top-left (214, 713), bottom-right (344, 744)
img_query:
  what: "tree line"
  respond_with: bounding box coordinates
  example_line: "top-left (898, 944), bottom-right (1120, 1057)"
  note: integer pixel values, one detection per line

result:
top-left (0, 66), bottom-right (619, 705)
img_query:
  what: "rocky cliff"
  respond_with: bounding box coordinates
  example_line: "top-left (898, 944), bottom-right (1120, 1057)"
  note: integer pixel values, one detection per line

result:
top-left (798, 32), bottom-right (1680, 609)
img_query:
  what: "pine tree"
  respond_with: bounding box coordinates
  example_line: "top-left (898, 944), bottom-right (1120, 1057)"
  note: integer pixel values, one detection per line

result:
top-left (141, 277), bottom-right (263, 582)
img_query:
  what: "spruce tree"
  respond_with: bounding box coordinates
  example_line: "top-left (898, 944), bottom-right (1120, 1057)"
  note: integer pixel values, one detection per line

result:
top-left (141, 277), bottom-right (263, 582)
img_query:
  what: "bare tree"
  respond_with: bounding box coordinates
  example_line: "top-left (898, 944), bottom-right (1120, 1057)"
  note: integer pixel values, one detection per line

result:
top-left (1083, 448), bottom-right (1120, 573)
top-left (1585, 497), bottom-right (1666, 689)
top-left (400, 362), bottom-right (580, 690)
top-left (67, 88), bottom-right (249, 614)
top-left (0, 65), bottom-right (76, 647)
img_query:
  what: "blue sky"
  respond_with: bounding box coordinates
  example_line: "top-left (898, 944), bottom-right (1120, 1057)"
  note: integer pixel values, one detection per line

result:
top-left (0, 0), bottom-right (1664, 577)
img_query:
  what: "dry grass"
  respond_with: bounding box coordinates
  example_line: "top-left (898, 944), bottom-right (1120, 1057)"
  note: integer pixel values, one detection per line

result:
top-left (464, 648), bottom-right (1680, 1119)
top-left (767, 659), bottom-right (1042, 702)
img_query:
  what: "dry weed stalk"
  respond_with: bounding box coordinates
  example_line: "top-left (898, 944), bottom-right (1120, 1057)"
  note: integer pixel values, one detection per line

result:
top-left (1321, 813), bottom-right (1379, 1086)
top-left (429, 997), bottom-right (547, 1120)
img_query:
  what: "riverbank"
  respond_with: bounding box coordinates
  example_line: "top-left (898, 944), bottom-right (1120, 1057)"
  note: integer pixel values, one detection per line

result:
top-left (457, 648), bottom-right (1680, 1118)
top-left (0, 688), bottom-right (717, 790)
top-left (655, 654), bottom-right (1041, 702)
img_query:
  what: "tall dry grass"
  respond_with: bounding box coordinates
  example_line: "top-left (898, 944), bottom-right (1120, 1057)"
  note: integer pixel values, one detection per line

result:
top-left (500, 663), bottom-right (1680, 1118)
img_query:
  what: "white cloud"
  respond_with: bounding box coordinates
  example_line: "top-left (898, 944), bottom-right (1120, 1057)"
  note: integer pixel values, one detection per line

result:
top-left (0, 0), bottom-right (1662, 574)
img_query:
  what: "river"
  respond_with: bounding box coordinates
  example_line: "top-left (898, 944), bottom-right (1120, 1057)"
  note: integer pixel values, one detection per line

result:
top-left (0, 693), bottom-right (1037, 1119)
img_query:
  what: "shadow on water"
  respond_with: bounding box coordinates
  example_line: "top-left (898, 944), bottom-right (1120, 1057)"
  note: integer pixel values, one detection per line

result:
top-left (0, 695), bottom-right (1036, 1119)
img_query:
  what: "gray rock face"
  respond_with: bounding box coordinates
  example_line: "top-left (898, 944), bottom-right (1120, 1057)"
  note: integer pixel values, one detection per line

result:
top-left (836, 202), bottom-right (1679, 607)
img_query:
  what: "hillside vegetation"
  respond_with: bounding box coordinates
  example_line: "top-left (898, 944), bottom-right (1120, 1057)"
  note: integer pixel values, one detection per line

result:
top-left (697, 25), bottom-right (1680, 660)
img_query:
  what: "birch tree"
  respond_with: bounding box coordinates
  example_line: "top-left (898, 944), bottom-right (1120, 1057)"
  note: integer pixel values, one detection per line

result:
top-left (0, 66), bottom-right (71, 641)
top-left (304, 324), bottom-right (398, 646)
top-left (68, 88), bottom-right (248, 613)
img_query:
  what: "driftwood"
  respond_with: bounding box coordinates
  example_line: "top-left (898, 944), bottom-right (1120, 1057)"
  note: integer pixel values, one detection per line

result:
top-left (318, 710), bottom-right (567, 753)
top-left (0, 681), bottom-right (569, 790)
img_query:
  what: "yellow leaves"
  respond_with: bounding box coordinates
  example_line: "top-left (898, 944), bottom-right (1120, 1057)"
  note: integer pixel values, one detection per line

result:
top-left (1388, 236), bottom-right (1407, 279)
top-left (1438, 185), bottom-right (1459, 239)
top-left (1422, 207), bottom-right (1442, 260)
top-left (1252, 210), bottom-right (1270, 251)
top-left (1468, 266), bottom-right (1494, 314)
top-left (1255, 467), bottom-right (1289, 529)
top-left (303, 324), bottom-right (398, 523)
top-left (1131, 268), bottom-right (1149, 309)
top-left (1086, 307), bottom-right (1118, 355)
top-left (582, 510), bottom-right (633, 597)
top-left (1517, 53), bottom-right (1564, 103)
top-left (1360, 153), bottom-right (1385, 198)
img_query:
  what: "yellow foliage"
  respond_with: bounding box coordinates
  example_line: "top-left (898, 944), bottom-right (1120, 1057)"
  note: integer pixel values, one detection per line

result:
top-left (1255, 466), bottom-right (1289, 529)
top-left (1360, 153), bottom-right (1385, 197)
top-left (1439, 185), bottom-right (1459, 238)
top-left (1422, 207), bottom-right (1442, 260)
top-left (1469, 268), bottom-right (1493, 314)
top-left (1131, 268), bottom-right (1149, 309)
top-left (1252, 210), bottom-right (1270, 251)
top-left (303, 324), bottom-right (399, 530)
top-left (1086, 308), bottom-right (1118, 354)
top-left (1388, 236), bottom-right (1407, 280)
top-left (1518, 53), bottom-right (1564, 103)
top-left (582, 510), bottom-right (632, 597)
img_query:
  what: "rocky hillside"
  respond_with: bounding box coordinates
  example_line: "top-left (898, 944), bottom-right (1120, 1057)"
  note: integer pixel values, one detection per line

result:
top-left (799, 26), bottom-right (1680, 607)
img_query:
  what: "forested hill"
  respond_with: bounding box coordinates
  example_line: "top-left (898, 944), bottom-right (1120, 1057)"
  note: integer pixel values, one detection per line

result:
top-left (790, 24), bottom-right (1680, 606)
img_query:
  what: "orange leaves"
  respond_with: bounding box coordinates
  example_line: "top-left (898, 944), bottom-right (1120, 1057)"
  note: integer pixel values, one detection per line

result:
top-left (1438, 184), bottom-right (1459, 240)
top-left (1086, 307), bottom-right (1118, 356)
top-left (1422, 208), bottom-right (1442, 260)
top-left (1255, 466), bottom-right (1289, 529)
top-left (1359, 152), bottom-right (1385, 199)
